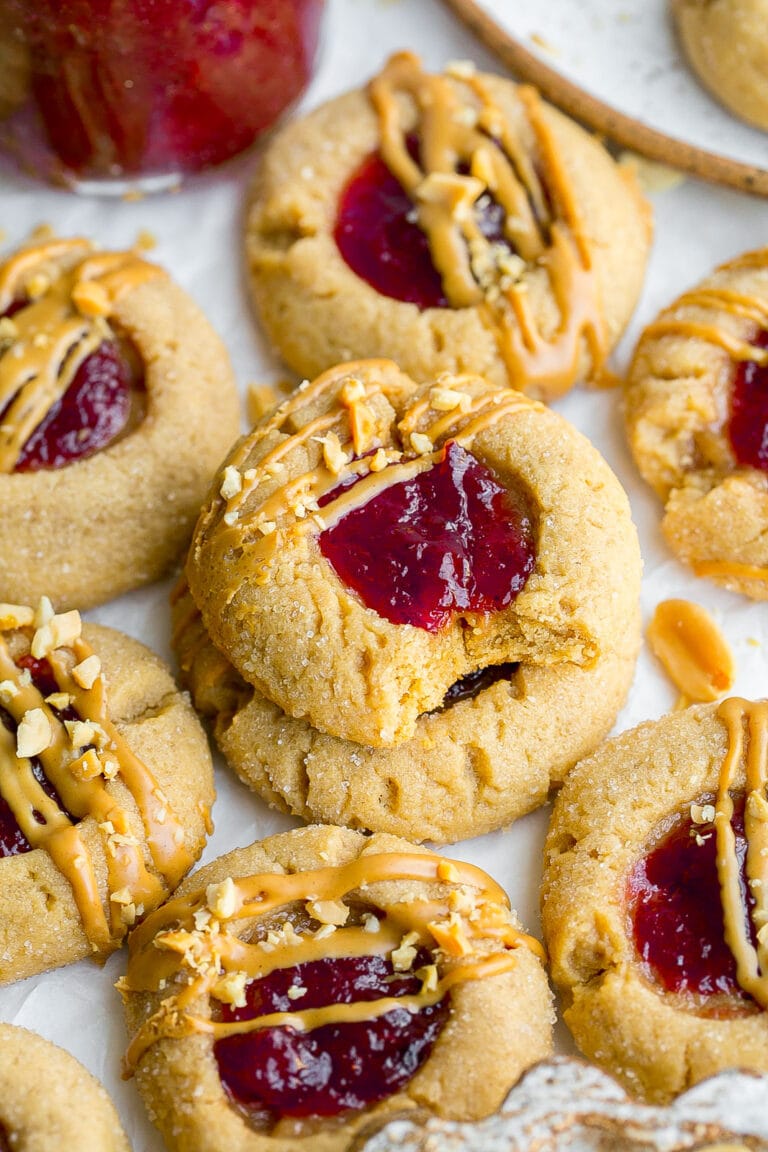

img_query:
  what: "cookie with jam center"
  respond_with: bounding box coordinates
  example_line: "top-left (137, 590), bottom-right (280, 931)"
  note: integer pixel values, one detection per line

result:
top-left (172, 578), bottom-right (638, 843)
top-left (0, 1023), bottom-right (129, 1152)
top-left (120, 823), bottom-right (553, 1152)
top-left (673, 0), bottom-right (768, 131)
top-left (186, 359), bottom-right (642, 748)
top-left (0, 234), bottom-right (240, 610)
top-left (0, 599), bottom-right (214, 983)
top-left (543, 697), bottom-right (768, 1101)
top-left (624, 246), bottom-right (768, 599)
top-left (245, 52), bottom-right (651, 402)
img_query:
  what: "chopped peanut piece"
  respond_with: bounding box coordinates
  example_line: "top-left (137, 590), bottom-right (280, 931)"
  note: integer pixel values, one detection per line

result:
top-left (31, 609), bottom-right (82, 657)
top-left (410, 432), bottom-right (433, 455)
top-left (429, 912), bottom-right (473, 957)
top-left (391, 930), bottom-right (420, 971)
top-left (212, 971), bottom-right (248, 1008)
top-left (0, 680), bottom-right (19, 704)
top-left (69, 748), bottom-right (103, 781)
top-left (320, 432), bottom-right (348, 476)
top-left (17, 708), bottom-right (51, 758)
top-left (0, 603), bottom-right (34, 628)
top-left (429, 386), bottom-right (466, 412)
top-left (206, 877), bottom-right (238, 920)
top-left (220, 466), bottom-right (242, 500)
top-left (71, 655), bottom-right (101, 690)
top-left (306, 898), bottom-right (349, 926)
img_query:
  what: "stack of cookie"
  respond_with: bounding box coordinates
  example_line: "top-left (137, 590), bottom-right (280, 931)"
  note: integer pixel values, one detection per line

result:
top-left (174, 359), bottom-right (642, 844)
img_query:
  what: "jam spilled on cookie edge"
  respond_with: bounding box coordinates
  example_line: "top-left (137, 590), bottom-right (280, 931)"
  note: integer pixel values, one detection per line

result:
top-left (0, 236), bottom-right (161, 473)
top-left (120, 851), bottom-right (544, 1128)
top-left (0, 599), bottom-right (194, 955)
top-left (334, 53), bottom-right (609, 397)
top-left (207, 361), bottom-right (540, 618)
top-left (627, 698), bottom-right (768, 1014)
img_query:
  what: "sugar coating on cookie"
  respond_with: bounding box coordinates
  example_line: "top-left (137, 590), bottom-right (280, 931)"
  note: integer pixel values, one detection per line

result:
top-left (625, 247), bottom-right (768, 600)
top-left (542, 697), bottom-right (768, 1102)
top-left (0, 1023), bottom-right (129, 1152)
top-left (0, 599), bottom-right (214, 983)
top-left (673, 0), bottom-right (768, 130)
top-left (120, 824), bottom-right (553, 1152)
top-left (172, 578), bottom-right (639, 843)
top-left (187, 359), bottom-right (641, 748)
top-left (245, 53), bottom-right (651, 401)
top-left (0, 234), bottom-right (241, 610)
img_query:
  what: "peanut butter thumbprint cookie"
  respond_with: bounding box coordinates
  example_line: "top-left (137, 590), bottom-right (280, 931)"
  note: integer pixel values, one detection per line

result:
top-left (625, 247), bottom-right (768, 599)
top-left (0, 1023), bottom-right (129, 1152)
top-left (120, 824), bottom-right (553, 1152)
top-left (543, 697), bottom-right (768, 1102)
top-left (245, 53), bottom-right (651, 401)
top-left (0, 234), bottom-right (240, 609)
top-left (184, 360), bottom-right (641, 813)
top-left (0, 599), bottom-right (213, 983)
top-left (673, 0), bottom-right (768, 131)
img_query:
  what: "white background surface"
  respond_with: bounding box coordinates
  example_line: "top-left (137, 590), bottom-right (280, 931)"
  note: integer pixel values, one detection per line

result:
top-left (486, 0), bottom-right (768, 166)
top-left (0, 1), bottom-right (767, 1148)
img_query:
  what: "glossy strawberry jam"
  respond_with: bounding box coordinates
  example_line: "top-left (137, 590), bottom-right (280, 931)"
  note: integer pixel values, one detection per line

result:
top-left (0, 656), bottom-right (74, 856)
top-left (319, 441), bottom-right (535, 632)
top-left (728, 329), bottom-right (768, 472)
top-left (334, 141), bottom-right (509, 310)
top-left (627, 794), bottom-right (754, 1001)
top-left (215, 951), bottom-right (448, 1119)
top-left (13, 341), bottom-right (134, 472)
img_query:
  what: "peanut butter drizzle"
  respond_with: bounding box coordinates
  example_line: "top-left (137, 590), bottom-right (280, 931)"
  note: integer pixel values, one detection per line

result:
top-left (204, 363), bottom-right (540, 589)
top-left (122, 851), bottom-right (544, 1073)
top-left (368, 53), bottom-right (607, 396)
top-left (0, 613), bottom-right (191, 954)
top-left (642, 250), bottom-right (768, 368)
top-left (714, 699), bottom-right (768, 1008)
top-left (693, 558), bottom-right (768, 586)
top-left (0, 237), bottom-right (163, 472)
top-left (646, 598), bottom-right (735, 706)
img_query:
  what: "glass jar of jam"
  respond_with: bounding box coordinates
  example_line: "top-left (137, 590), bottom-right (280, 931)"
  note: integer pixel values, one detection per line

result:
top-left (0, 0), bottom-right (324, 192)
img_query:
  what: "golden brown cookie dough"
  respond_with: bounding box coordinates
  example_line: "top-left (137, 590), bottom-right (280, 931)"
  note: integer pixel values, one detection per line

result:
top-left (673, 0), bottom-right (768, 130)
top-left (245, 53), bottom-right (651, 402)
top-left (624, 247), bottom-right (768, 599)
top-left (187, 360), bottom-right (642, 748)
top-left (542, 698), bottom-right (768, 1103)
top-left (120, 824), bottom-right (553, 1152)
top-left (0, 1023), bottom-right (129, 1152)
top-left (0, 600), bottom-right (214, 984)
top-left (172, 580), bottom-right (639, 843)
top-left (0, 235), bottom-right (240, 610)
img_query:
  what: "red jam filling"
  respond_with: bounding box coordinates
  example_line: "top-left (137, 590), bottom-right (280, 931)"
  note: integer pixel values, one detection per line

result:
top-left (319, 441), bottom-right (535, 632)
top-left (0, 655), bottom-right (76, 856)
top-left (12, 341), bottom-right (134, 472)
top-left (214, 951), bottom-right (449, 1120)
top-left (14, 0), bottom-right (324, 178)
top-left (729, 328), bottom-right (768, 472)
top-left (334, 138), bottom-right (510, 310)
top-left (627, 793), bottom-right (754, 1002)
